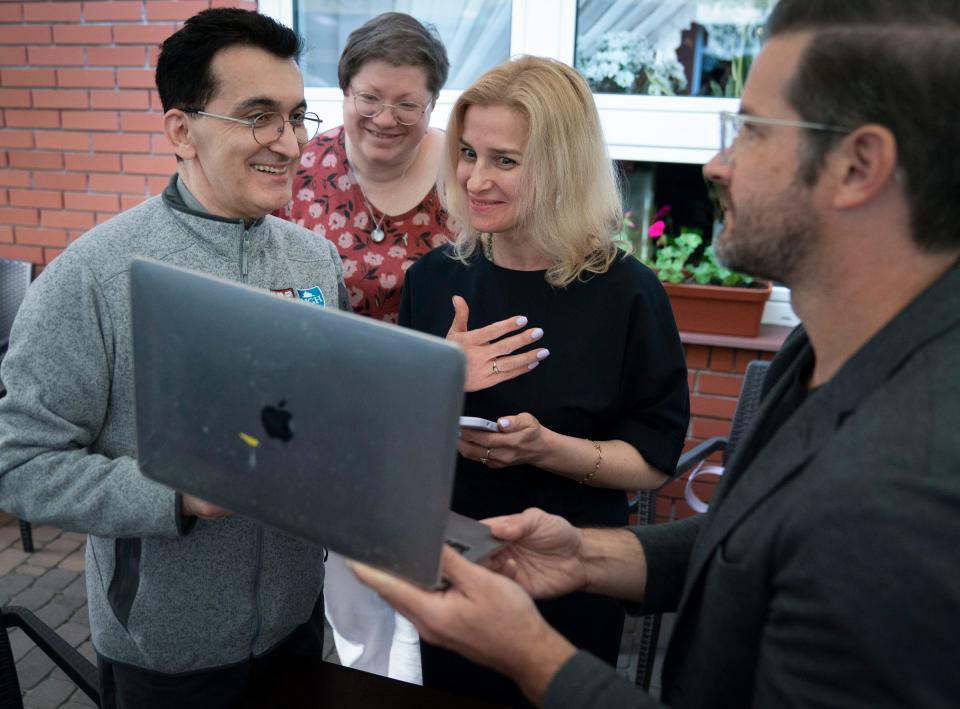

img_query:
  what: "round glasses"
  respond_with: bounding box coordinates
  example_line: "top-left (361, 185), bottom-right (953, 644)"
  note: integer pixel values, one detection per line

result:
top-left (352, 91), bottom-right (427, 126)
top-left (182, 109), bottom-right (322, 146)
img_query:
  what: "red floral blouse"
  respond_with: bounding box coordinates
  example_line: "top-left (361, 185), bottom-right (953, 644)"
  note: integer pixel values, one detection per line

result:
top-left (279, 126), bottom-right (451, 322)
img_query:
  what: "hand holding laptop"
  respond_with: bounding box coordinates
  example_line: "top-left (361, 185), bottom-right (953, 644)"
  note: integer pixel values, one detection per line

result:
top-left (181, 493), bottom-right (233, 520)
top-left (479, 508), bottom-right (589, 600)
top-left (349, 531), bottom-right (578, 706)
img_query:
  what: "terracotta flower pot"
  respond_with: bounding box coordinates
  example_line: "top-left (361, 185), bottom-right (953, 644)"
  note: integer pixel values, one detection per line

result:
top-left (662, 279), bottom-right (773, 338)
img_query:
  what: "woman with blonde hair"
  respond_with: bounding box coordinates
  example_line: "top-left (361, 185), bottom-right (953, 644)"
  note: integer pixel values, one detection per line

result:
top-left (282, 14), bottom-right (545, 683)
top-left (399, 56), bottom-right (689, 706)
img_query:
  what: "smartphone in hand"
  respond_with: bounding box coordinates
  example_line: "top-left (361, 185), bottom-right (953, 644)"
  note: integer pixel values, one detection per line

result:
top-left (458, 416), bottom-right (500, 432)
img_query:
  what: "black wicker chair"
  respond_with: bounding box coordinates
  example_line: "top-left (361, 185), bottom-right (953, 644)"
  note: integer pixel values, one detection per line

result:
top-left (629, 359), bottom-right (770, 691)
top-left (0, 258), bottom-right (36, 554)
top-left (0, 606), bottom-right (100, 708)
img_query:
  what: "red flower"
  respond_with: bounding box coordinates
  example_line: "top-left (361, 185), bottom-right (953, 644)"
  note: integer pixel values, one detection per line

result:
top-left (648, 220), bottom-right (666, 238)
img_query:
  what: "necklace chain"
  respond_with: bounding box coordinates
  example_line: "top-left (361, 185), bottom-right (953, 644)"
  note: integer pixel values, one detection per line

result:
top-left (482, 233), bottom-right (494, 263)
top-left (357, 183), bottom-right (386, 229)
top-left (354, 177), bottom-right (388, 242)
top-left (348, 136), bottom-right (419, 245)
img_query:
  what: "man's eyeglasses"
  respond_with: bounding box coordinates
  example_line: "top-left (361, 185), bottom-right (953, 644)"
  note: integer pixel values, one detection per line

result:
top-left (181, 109), bottom-right (322, 146)
top-left (351, 90), bottom-right (428, 126)
top-left (719, 111), bottom-right (852, 164)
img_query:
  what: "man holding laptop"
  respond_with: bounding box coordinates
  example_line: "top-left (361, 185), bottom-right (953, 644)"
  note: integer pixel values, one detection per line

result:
top-left (0, 9), bottom-right (344, 707)
top-left (353, 0), bottom-right (960, 707)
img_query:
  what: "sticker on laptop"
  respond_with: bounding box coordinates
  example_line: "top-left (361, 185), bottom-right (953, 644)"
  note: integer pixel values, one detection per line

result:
top-left (270, 288), bottom-right (296, 299)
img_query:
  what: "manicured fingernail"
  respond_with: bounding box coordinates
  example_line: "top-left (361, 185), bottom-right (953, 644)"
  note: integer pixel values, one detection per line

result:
top-left (516, 316), bottom-right (528, 327)
top-left (527, 362), bottom-right (539, 370)
top-left (530, 328), bottom-right (543, 340)
top-left (536, 349), bottom-right (550, 360)
top-left (498, 418), bottom-right (511, 428)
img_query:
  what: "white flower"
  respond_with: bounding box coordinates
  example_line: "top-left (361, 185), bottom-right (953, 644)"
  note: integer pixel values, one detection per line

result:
top-left (412, 211), bottom-right (430, 225)
top-left (387, 245), bottom-right (406, 259)
top-left (353, 212), bottom-right (369, 229)
top-left (400, 260), bottom-right (414, 272)
top-left (342, 259), bottom-right (357, 278)
top-left (348, 287), bottom-right (364, 307)
top-left (379, 273), bottom-right (397, 289)
top-left (336, 174), bottom-right (353, 191)
top-left (312, 223), bottom-right (326, 237)
top-left (308, 203), bottom-right (323, 219)
top-left (297, 188), bottom-right (314, 202)
top-left (430, 233), bottom-right (449, 248)
top-left (337, 233), bottom-right (353, 248)
top-left (577, 30), bottom-right (685, 96)
top-left (300, 152), bottom-right (316, 168)
top-left (363, 252), bottom-right (384, 266)
top-left (321, 153), bottom-right (337, 168)
top-left (329, 212), bottom-right (346, 229)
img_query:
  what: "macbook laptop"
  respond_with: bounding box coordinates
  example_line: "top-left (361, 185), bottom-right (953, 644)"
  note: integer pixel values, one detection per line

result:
top-left (130, 259), bottom-right (502, 588)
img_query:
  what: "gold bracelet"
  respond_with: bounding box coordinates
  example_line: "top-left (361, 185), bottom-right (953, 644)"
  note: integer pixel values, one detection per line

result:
top-left (579, 440), bottom-right (602, 485)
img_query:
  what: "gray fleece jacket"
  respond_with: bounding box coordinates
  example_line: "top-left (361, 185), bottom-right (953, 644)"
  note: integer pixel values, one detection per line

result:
top-left (0, 175), bottom-right (345, 672)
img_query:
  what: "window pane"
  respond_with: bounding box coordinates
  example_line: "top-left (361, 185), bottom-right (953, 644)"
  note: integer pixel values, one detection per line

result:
top-left (294, 0), bottom-right (512, 90)
top-left (575, 0), bottom-right (775, 97)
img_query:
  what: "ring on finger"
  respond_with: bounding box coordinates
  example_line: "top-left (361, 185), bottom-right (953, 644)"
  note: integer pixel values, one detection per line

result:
top-left (491, 360), bottom-right (501, 375)
top-left (481, 448), bottom-right (492, 467)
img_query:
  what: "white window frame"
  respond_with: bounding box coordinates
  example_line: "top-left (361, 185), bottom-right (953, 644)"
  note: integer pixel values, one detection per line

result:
top-left (260, 0), bottom-right (734, 163)
top-left (260, 0), bottom-right (796, 327)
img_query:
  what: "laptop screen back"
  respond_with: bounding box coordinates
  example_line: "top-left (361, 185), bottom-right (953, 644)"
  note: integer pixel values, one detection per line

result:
top-left (130, 259), bottom-right (465, 586)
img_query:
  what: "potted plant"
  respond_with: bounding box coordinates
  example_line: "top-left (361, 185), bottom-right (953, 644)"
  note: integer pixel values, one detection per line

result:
top-left (577, 30), bottom-right (687, 96)
top-left (640, 215), bottom-right (772, 338)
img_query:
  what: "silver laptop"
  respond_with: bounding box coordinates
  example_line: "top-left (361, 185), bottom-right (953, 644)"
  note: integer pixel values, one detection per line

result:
top-left (130, 259), bottom-right (502, 587)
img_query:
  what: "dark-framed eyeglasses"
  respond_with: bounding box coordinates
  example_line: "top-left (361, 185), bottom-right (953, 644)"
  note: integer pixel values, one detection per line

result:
top-left (181, 108), bottom-right (322, 146)
top-left (719, 110), bottom-right (852, 164)
top-left (351, 90), bottom-right (428, 126)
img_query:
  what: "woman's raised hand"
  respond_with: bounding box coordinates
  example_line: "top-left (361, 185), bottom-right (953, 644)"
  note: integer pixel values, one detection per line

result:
top-left (447, 295), bottom-right (550, 392)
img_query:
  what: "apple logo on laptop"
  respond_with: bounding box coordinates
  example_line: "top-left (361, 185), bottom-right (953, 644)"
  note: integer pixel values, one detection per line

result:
top-left (261, 400), bottom-right (294, 442)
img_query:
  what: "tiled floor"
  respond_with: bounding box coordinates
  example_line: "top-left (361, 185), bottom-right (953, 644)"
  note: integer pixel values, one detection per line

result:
top-left (0, 513), bottom-right (95, 709)
top-left (1, 512), bottom-right (668, 707)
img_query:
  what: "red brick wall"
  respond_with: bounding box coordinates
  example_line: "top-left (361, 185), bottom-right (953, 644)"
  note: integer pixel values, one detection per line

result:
top-left (654, 343), bottom-right (777, 523)
top-left (0, 0), bottom-right (256, 270)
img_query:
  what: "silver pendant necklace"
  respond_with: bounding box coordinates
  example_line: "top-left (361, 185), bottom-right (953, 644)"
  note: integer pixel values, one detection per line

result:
top-left (350, 143), bottom-right (419, 246)
top-left (354, 179), bottom-right (387, 243)
top-left (368, 203), bottom-right (386, 243)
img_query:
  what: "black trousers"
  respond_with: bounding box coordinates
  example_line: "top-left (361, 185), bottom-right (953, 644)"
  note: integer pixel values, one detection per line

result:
top-left (98, 599), bottom-right (326, 709)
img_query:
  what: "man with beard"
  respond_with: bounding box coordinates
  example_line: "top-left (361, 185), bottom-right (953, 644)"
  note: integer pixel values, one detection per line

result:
top-left (351, 1), bottom-right (960, 707)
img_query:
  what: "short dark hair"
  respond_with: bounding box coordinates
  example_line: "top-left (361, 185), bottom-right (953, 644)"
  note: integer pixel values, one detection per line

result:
top-left (337, 12), bottom-right (449, 98)
top-left (766, 0), bottom-right (960, 37)
top-left (789, 27), bottom-right (960, 252)
top-left (156, 8), bottom-right (302, 113)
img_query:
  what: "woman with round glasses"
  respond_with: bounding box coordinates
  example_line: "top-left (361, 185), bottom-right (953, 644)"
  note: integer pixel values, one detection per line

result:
top-left (399, 56), bottom-right (689, 707)
top-left (277, 11), bottom-right (449, 685)
top-left (280, 12), bottom-right (451, 323)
